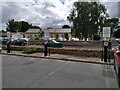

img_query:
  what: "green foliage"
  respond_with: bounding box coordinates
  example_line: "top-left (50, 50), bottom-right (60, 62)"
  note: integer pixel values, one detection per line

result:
top-left (39, 32), bottom-right (44, 39)
top-left (64, 33), bottom-right (69, 41)
top-left (29, 37), bottom-right (35, 41)
top-left (1, 30), bottom-right (6, 33)
top-left (34, 37), bottom-right (40, 40)
top-left (67, 2), bottom-right (108, 40)
top-left (23, 46), bottom-right (37, 54)
top-left (55, 33), bottom-right (59, 40)
top-left (19, 21), bottom-right (31, 32)
top-left (103, 18), bottom-right (119, 34)
top-left (62, 25), bottom-right (70, 28)
top-left (6, 19), bottom-right (21, 32)
top-left (47, 27), bottom-right (53, 29)
top-left (114, 29), bottom-right (120, 38)
top-left (6, 19), bottom-right (41, 32)
top-left (29, 37), bottom-right (40, 41)
top-left (31, 26), bottom-right (41, 29)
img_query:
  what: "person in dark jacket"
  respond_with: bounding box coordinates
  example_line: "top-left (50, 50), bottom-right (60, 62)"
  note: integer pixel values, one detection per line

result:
top-left (6, 40), bottom-right (11, 53)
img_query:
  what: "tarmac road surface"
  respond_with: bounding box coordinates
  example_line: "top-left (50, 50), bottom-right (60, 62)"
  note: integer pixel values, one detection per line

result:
top-left (2, 55), bottom-right (119, 88)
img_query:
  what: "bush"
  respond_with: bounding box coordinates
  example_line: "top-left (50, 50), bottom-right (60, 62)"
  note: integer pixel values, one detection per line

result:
top-left (29, 37), bottom-right (35, 41)
top-left (23, 46), bottom-right (37, 54)
top-left (34, 37), bottom-right (40, 40)
top-left (55, 33), bottom-right (59, 40)
top-left (64, 33), bottom-right (69, 41)
top-left (114, 29), bottom-right (120, 38)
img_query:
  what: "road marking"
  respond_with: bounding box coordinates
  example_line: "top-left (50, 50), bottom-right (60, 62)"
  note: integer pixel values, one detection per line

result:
top-left (29, 61), bottom-right (70, 88)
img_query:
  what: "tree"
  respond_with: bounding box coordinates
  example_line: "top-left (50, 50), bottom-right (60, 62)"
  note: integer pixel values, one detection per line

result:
top-left (47, 27), bottom-right (53, 29)
top-left (114, 29), bottom-right (120, 38)
top-left (6, 19), bottom-right (41, 32)
top-left (31, 25), bottom-right (41, 29)
top-left (6, 19), bottom-right (20, 32)
top-left (19, 21), bottom-right (31, 32)
top-left (64, 33), bottom-right (69, 41)
top-left (1, 30), bottom-right (6, 33)
top-left (67, 2), bottom-right (108, 40)
top-left (55, 33), bottom-right (59, 40)
top-left (103, 18), bottom-right (119, 34)
top-left (39, 32), bottom-right (44, 39)
top-left (62, 25), bottom-right (70, 28)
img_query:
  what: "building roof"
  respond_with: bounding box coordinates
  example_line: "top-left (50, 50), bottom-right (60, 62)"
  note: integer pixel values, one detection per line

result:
top-left (25, 29), bottom-right (41, 34)
top-left (43, 28), bottom-right (71, 33)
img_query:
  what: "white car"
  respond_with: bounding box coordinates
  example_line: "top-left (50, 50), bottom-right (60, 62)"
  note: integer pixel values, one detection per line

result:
top-left (116, 38), bottom-right (120, 43)
top-left (0, 47), bottom-right (2, 54)
top-left (19, 38), bottom-right (29, 41)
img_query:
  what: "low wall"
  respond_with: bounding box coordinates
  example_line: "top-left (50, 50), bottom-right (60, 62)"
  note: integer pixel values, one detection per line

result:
top-left (28, 40), bottom-right (102, 46)
top-left (2, 45), bottom-right (102, 58)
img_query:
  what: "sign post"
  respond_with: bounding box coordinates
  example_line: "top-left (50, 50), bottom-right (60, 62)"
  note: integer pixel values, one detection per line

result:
top-left (7, 32), bottom-right (11, 39)
top-left (44, 30), bottom-right (49, 57)
top-left (103, 27), bottom-right (111, 41)
top-left (44, 30), bottom-right (49, 40)
top-left (102, 27), bottom-right (111, 63)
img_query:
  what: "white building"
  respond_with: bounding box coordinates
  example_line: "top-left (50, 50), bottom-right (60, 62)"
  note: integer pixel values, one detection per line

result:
top-left (43, 28), bottom-right (71, 41)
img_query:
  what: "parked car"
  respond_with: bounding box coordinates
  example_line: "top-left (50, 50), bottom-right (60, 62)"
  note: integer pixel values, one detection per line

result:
top-left (13, 39), bottom-right (27, 46)
top-left (43, 40), bottom-right (63, 48)
top-left (114, 47), bottom-right (120, 87)
top-left (19, 38), bottom-right (29, 41)
top-left (2, 38), bottom-right (10, 45)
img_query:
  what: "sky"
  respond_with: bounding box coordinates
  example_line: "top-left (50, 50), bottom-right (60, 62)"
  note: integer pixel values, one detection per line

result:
top-left (0, 0), bottom-right (120, 30)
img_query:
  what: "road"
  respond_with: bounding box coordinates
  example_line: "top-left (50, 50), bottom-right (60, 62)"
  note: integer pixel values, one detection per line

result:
top-left (2, 55), bottom-right (119, 88)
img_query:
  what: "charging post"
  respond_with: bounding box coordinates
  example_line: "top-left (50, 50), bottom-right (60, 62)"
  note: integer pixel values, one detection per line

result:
top-left (101, 27), bottom-right (111, 64)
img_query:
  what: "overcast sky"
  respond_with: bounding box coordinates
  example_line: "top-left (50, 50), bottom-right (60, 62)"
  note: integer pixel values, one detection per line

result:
top-left (0, 0), bottom-right (120, 30)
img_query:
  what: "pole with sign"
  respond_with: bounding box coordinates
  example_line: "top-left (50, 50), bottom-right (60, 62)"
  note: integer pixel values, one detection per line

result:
top-left (102, 27), bottom-right (111, 63)
top-left (7, 32), bottom-right (11, 39)
top-left (44, 30), bottom-right (49, 57)
top-left (44, 30), bottom-right (49, 40)
top-left (103, 27), bottom-right (111, 41)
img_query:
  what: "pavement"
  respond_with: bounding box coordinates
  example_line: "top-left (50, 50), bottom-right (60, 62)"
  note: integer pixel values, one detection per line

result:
top-left (2, 55), bottom-right (119, 88)
top-left (1, 50), bottom-right (114, 65)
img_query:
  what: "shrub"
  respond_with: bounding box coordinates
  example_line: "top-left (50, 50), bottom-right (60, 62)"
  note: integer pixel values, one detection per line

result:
top-left (64, 33), bottom-right (69, 41)
top-left (30, 37), bottom-right (35, 41)
top-left (55, 33), bottom-right (59, 40)
top-left (114, 29), bottom-right (120, 38)
top-left (34, 37), bottom-right (40, 40)
top-left (23, 46), bottom-right (37, 54)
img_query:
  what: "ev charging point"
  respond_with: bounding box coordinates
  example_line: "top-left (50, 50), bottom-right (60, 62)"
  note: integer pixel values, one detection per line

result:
top-left (102, 27), bottom-right (112, 64)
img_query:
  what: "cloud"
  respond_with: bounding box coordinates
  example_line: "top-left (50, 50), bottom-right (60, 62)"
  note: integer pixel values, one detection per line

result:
top-left (1, 0), bottom-right (120, 30)
top-left (1, 0), bottom-right (75, 30)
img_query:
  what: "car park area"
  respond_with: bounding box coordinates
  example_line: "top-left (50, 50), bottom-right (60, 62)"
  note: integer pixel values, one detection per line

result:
top-left (2, 55), bottom-right (118, 88)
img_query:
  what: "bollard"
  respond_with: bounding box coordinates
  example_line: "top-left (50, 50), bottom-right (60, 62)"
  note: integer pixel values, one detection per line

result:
top-left (44, 44), bottom-right (48, 56)
top-left (6, 40), bottom-right (11, 53)
top-left (104, 46), bottom-right (108, 62)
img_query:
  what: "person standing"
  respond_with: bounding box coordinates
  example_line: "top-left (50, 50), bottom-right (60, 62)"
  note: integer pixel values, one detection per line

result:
top-left (6, 40), bottom-right (11, 53)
